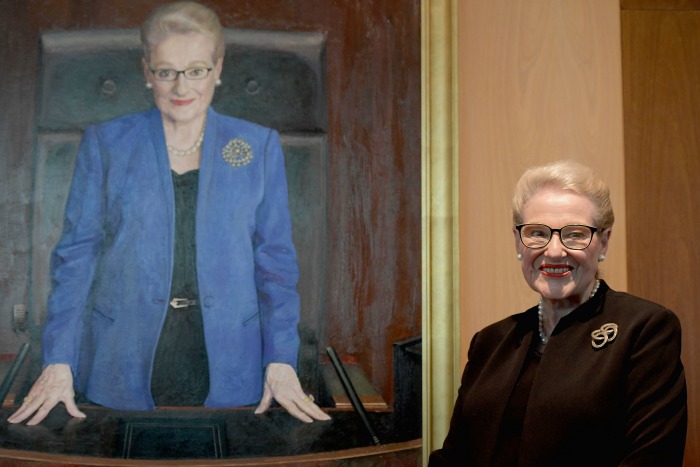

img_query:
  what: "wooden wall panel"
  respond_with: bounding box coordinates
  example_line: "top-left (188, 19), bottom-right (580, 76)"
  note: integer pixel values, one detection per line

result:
top-left (0, 0), bottom-right (420, 405)
top-left (622, 0), bottom-right (700, 9)
top-left (457, 0), bottom-right (627, 365)
top-left (621, 8), bottom-right (700, 466)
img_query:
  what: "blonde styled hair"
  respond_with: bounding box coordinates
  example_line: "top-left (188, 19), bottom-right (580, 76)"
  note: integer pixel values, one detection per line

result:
top-left (141, 1), bottom-right (225, 62)
top-left (512, 160), bottom-right (615, 230)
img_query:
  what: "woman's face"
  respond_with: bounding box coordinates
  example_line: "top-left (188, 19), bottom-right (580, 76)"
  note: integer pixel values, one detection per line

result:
top-left (143, 32), bottom-right (222, 126)
top-left (514, 187), bottom-right (611, 302)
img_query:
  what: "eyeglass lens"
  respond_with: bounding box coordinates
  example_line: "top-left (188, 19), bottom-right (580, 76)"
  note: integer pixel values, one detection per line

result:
top-left (151, 67), bottom-right (211, 81)
top-left (519, 224), bottom-right (593, 250)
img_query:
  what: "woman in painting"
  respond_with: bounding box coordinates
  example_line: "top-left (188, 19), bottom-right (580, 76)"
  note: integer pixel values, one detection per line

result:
top-left (429, 160), bottom-right (687, 466)
top-left (9, 1), bottom-right (328, 425)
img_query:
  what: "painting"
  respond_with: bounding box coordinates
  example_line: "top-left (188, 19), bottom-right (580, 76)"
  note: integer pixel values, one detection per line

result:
top-left (0, 0), bottom-right (454, 463)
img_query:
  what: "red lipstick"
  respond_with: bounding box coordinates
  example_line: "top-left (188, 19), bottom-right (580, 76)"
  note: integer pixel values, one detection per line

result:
top-left (171, 98), bottom-right (195, 106)
top-left (539, 263), bottom-right (572, 277)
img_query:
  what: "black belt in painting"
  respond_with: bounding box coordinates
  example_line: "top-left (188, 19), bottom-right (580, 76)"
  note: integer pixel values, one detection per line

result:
top-left (169, 298), bottom-right (199, 309)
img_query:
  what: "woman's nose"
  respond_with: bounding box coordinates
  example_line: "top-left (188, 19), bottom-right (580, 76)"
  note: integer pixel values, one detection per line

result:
top-left (174, 75), bottom-right (189, 94)
top-left (545, 232), bottom-right (567, 256)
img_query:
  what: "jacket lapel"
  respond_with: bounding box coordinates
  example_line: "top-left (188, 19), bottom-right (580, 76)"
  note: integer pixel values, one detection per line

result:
top-left (148, 108), bottom-right (176, 232)
top-left (196, 107), bottom-right (216, 222)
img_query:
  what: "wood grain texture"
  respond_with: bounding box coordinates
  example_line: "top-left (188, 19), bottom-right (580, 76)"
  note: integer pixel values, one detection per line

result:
top-left (622, 0), bottom-right (700, 10)
top-left (457, 0), bottom-right (627, 364)
top-left (622, 9), bottom-right (700, 466)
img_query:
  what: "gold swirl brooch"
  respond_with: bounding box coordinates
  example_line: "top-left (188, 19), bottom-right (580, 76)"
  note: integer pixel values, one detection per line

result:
top-left (591, 323), bottom-right (618, 349)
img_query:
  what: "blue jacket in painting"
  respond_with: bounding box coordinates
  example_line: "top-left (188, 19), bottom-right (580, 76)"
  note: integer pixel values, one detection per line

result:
top-left (41, 107), bottom-right (301, 410)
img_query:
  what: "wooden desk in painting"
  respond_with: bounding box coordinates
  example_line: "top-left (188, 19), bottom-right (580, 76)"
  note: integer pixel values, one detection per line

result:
top-left (0, 406), bottom-right (420, 465)
top-left (0, 340), bottom-right (421, 465)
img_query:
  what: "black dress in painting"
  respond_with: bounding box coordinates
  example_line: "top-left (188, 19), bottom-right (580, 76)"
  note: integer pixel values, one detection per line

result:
top-left (151, 170), bottom-right (210, 406)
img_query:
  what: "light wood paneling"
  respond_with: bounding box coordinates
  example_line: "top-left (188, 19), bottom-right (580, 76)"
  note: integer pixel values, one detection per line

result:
top-left (622, 8), bottom-right (700, 466)
top-left (457, 0), bottom-right (627, 365)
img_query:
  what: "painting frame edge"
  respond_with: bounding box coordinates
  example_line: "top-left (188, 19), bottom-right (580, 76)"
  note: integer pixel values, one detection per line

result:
top-left (421, 0), bottom-right (460, 461)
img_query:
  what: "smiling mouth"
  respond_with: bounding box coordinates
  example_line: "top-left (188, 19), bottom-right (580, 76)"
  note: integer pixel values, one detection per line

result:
top-left (540, 265), bottom-right (572, 277)
top-left (171, 99), bottom-right (195, 106)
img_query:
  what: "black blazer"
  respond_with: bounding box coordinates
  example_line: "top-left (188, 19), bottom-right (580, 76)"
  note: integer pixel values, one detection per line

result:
top-left (430, 281), bottom-right (687, 467)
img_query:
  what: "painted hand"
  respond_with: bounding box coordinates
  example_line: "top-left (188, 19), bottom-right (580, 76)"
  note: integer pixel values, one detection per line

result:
top-left (254, 362), bottom-right (331, 423)
top-left (7, 363), bottom-right (86, 425)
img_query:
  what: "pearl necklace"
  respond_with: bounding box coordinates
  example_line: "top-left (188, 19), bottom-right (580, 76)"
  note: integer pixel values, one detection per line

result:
top-left (537, 279), bottom-right (600, 345)
top-left (167, 116), bottom-right (206, 158)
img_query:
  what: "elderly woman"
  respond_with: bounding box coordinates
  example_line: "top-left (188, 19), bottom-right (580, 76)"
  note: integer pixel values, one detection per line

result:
top-left (430, 161), bottom-right (687, 466)
top-left (9, 1), bottom-right (328, 425)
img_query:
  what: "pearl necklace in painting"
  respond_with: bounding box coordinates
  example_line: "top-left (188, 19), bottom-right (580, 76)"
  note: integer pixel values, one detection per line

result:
top-left (167, 116), bottom-right (207, 158)
top-left (537, 279), bottom-right (600, 345)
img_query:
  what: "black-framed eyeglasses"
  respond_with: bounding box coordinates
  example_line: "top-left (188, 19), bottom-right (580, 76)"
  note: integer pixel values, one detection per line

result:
top-left (515, 224), bottom-right (599, 250)
top-left (148, 67), bottom-right (213, 82)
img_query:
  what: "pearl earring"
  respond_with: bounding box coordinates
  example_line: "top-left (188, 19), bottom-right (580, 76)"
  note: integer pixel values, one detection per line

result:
top-left (598, 254), bottom-right (606, 262)
top-left (517, 253), bottom-right (522, 261)
top-left (146, 83), bottom-right (152, 89)
top-left (216, 79), bottom-right (222, 86)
